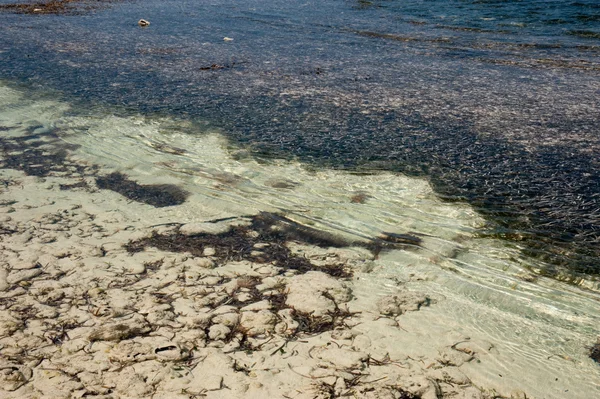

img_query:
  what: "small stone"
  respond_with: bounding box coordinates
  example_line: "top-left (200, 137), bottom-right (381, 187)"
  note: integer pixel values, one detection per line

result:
top-left (196, 257), bottom-right (215, 269)
top-left (203, 247), bottom-right (216, 257)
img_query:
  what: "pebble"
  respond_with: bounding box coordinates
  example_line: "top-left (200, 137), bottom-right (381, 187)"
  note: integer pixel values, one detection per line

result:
top-left (203, 247), bottom-right (216, 256)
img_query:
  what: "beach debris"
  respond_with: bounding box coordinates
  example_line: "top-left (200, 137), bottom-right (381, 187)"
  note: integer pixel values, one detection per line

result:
top-left (88, 316), bottom-right (151, 342)
top-left (350, 191), bottom-right (371, 204)
top-left (138, 19), bottom-right (150, 27)
top-left (0, 363), bottom-right (31, 391)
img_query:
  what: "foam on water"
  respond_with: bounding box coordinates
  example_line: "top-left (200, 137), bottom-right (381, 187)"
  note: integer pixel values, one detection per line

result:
top-left (2, 82), bottom-right (599, 397)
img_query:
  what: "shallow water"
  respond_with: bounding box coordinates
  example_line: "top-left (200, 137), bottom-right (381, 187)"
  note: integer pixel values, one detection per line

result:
top-left (1, 0), bottom-right (600, 396)
top-left (1, 82), bottom-right (600, 397)
top-left (1, 0), bottom-right (600, 276)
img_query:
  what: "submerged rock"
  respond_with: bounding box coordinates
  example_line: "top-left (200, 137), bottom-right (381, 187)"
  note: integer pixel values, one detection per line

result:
top-left (377, 291), bottom-right (430, 316)
top-left (286, 271), bottom-right (351, 318)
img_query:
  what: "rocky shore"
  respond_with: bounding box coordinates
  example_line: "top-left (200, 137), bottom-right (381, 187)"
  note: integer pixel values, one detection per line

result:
top-left (0, 131), bottom-right (520, 398)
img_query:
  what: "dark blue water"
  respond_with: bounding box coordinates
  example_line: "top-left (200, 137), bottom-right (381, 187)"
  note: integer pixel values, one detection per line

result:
top-left (1, 0), bottom-right (599, 277)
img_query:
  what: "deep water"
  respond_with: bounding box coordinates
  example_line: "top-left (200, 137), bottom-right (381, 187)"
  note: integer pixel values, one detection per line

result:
top-left (0, 0), bottom-right (599, 276)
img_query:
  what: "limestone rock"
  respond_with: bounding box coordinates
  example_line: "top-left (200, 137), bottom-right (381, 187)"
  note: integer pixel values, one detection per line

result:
top-left (240, 310), bottom-right (277, 336)
top-left (88, 316), bottom-right (151, 342)
top-left (0, 267), bottom-right (8, 291)
top-left (7, 268), bottom-right (42, 285)
top-left (209, 323), bottom-right (231, 340)
top-left (377, 291), bottom-right (430, 316)
top-left (180, 222), bottom-right (232, 236)
top-left (286, 271), bottom-right (351, 317)
top-left (314, 347), bottom-right (368, 370)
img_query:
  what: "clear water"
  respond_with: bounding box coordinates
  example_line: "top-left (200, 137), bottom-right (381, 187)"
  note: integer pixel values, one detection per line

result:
top-left (1, 1), bottom-right (600, 395)
top-left (1, 0), bottom-right (599, 276)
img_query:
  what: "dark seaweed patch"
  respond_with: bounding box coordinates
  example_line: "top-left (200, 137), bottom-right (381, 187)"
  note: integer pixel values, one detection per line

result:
top-left (125, 213), bottom-right (353, 278)
top-left (0, 132), bottom-right (189, 208)
top-left (0, 129), bottom-right (96, 178)
top-left (95, 172), bottom-right (189, 208)
top-left (59, 180), bottom-right (90, 191)
top-left (293, 293), bottom-right (358, 335)
top-left (590, 340), bottom-right (600, 364)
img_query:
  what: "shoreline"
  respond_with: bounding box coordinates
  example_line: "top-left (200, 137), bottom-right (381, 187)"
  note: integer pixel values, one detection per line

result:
top-left (0, 155), bottom-right (528, 399)
top-left (0, 85), bottom-right (599, 398)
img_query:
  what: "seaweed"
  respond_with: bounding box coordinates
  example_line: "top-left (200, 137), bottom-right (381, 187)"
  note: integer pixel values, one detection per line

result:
top-left (0, 131), bottom-right (93, 177)
top-left (125, 213), bottom-right (353, 277)
top-left (590, 339), bottom-right (600, 364)
top-left (59, 180), bottom-right (90, 191)
top-left (96, 172), bottom-right (189, 208)
top-left (293, 292), bottom-right (358, 335)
